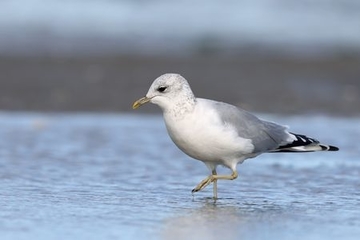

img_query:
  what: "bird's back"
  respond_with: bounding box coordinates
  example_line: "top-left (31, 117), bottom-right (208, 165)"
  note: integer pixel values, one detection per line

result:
top-left (203, 99), bottom-right (294, 153)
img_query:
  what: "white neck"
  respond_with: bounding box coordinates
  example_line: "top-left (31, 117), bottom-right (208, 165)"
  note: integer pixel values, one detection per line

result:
top-left (160, 94), bottom-right (196, 120)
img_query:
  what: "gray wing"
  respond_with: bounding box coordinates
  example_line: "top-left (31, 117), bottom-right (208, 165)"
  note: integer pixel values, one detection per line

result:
top-left (212, 101), bottom-right (290, 153)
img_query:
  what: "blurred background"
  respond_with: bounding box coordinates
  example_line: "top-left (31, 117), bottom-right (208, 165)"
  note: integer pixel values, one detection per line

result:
top-left (1, 2), bottom-right (360, 240)
top-left (0, 0), bottom-right (359, 115)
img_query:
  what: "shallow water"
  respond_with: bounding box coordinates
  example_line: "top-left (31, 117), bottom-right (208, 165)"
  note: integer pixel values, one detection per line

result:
top-left (0, 112), bottom-right (359, 240)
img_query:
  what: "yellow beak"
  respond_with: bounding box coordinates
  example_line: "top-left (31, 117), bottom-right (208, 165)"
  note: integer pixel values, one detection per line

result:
top-left (132, 96), bottom-right (151, 109)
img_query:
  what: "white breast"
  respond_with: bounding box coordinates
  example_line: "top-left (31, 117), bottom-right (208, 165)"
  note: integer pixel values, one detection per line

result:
top-left (163, 100), bottom-right (254, 163)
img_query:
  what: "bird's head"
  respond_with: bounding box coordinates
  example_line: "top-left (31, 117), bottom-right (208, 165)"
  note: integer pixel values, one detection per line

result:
top-left (132, 73), bottom-right (195, 111)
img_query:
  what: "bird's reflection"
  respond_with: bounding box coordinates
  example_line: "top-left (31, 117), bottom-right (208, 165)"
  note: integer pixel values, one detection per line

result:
top-left (161, 199), bottom-right (288, 240)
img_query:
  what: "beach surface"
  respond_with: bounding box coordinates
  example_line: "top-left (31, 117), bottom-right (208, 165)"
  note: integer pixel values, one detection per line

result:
top-left (0, 112), bottom-right (359, 240)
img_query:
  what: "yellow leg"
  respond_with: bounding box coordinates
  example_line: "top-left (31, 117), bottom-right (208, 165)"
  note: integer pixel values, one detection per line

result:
top-left (192, 170), bottom-right (238, 198)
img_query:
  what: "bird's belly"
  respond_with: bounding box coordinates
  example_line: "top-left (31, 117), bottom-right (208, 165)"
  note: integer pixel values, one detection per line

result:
top-left (170, 131), bottom-right (220, 161)
top-left (165, 116), bottom-right (253, 162)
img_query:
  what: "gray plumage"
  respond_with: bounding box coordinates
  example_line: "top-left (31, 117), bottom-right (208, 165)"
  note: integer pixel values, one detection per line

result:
top-left (212, 100), bottom-right (291, 153)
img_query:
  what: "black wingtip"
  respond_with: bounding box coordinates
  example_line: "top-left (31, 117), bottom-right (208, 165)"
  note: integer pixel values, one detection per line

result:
top-left (320, 145), bottom-right (339, 151)
top-left (328, 145), bottom-right (339, 151)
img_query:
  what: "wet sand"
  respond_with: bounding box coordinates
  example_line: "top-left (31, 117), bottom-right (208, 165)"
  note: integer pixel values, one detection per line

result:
top-left (0, 55), bottom-right (359, 115)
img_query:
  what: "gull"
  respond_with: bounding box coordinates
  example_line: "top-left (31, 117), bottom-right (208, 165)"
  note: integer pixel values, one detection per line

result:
top-left (132, 73), bottom-right (339, 199)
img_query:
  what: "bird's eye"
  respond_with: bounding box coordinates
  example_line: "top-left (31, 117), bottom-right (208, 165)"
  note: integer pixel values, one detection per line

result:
top-left (157, 86), bottom-right (167, 92)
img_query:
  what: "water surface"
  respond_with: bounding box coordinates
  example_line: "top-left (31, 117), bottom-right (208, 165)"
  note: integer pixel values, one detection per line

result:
top-left (0, 112), bottom-right (359, 240)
